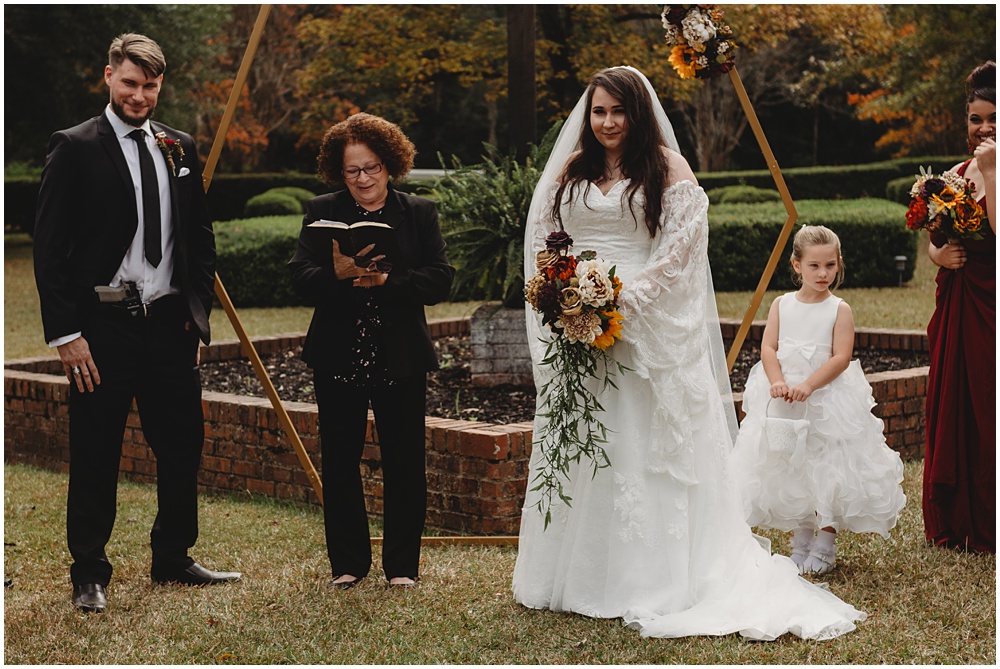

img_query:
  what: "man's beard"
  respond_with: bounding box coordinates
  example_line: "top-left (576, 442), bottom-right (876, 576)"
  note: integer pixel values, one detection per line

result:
top-left (110, 97), bottom-right (155, 127)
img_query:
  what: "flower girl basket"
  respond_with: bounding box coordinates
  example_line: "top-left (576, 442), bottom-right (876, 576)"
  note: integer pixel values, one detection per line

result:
top-left (763, 398), bottom-right (810, 454)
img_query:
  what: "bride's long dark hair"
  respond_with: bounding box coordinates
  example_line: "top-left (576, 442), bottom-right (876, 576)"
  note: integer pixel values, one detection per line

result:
top-left (551, 68), bottom-right (671, 238)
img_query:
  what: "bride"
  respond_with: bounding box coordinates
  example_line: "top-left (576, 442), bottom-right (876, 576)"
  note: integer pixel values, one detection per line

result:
top-left (512, 66), bottom-right (866, 640)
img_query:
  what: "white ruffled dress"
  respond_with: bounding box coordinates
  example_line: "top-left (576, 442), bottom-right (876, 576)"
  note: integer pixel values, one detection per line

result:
top-left (730, 293), bottom-right (906, 536)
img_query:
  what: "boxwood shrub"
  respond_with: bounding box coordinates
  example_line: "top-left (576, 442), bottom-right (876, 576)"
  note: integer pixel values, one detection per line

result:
top-left (707, 198), bottom-right (916, 291)
top-left (243, 190), bottom-right (303, 217)
top-left (213, 215), bottom-right (306, 308)
top-left (885, 176), bottom-right (915, 205)
top-left (706, 184), bottom-right (781, 205)
top-left (696, 155), bottom-right (964, 200)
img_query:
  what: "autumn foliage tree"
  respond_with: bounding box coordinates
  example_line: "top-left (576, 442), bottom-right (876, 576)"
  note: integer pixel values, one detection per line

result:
top-left (850, 5), bottom-right (997, 157)
top-left (295, 5), bottom-right (508, 163)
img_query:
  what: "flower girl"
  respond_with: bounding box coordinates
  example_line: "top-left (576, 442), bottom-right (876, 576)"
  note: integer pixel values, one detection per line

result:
top-left (730, 225), bottom-right (906, 575)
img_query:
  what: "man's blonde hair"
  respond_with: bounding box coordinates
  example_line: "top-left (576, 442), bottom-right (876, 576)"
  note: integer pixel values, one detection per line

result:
top-left (108, 33), bottom-right (165, 77)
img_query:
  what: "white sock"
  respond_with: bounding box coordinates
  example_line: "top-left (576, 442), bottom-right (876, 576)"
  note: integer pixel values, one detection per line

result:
top-left (814, 529), bottom-right (836, 552)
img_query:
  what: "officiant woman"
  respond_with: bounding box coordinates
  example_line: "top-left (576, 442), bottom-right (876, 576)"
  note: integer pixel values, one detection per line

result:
top-left (288, 113), bottom-right (455, 588)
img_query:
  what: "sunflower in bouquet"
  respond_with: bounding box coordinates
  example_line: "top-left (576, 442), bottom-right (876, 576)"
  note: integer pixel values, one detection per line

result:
top-left (524, 231), bottom-right (627, 527)
top-left (906, 167), bottom-right (986, 242)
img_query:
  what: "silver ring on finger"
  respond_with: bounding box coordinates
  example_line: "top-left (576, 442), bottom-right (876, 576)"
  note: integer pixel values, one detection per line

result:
top-left (72, 366), bottom-right (82, 376)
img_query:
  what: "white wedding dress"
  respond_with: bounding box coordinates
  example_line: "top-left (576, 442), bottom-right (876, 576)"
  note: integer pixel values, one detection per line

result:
top-left (512, 178), bottom-right (866, 640)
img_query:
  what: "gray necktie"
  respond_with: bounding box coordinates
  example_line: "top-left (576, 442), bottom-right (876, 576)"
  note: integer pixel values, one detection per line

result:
top-left (127, 129), bottom-right (162, 267)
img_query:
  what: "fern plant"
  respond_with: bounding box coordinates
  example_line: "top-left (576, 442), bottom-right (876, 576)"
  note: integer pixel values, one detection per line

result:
top-left (426, 123), bottom-right (561, 308)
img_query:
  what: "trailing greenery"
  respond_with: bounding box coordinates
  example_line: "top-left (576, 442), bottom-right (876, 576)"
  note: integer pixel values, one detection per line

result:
top-left (244, 190), bottom-right (303, 217)
top-left (705, 184), bottom-right (781, 205)
top-left (531, 338), bottom-right (626, 528)
top-left (708, 199), bottom-right (917, 291)
top-left (213, 216), bottom-right (304, 308)
top-left (427, 123), bottom-right (561, 308)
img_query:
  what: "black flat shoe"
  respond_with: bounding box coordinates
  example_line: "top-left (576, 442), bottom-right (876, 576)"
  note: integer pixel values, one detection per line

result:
top-left (151, 561), bottom-right (241, 586)
top-left (72, 583), bottom-right (107, 613)
top-left (329, 575), bottom-right (361, 590)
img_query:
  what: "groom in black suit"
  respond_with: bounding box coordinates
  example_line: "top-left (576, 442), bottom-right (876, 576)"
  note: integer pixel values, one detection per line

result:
top-left (33, 33), bottom-right (239, 614)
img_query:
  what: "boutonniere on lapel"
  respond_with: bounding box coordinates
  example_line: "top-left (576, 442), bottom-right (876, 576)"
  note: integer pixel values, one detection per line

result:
top-left (154, 132), bottom-right (185, 176)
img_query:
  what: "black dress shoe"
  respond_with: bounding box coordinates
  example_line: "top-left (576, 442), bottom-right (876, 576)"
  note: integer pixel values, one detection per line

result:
top-left (72, 583), bottom-right (107, 613)
top-left (151, 562), bottom-right (241, 586)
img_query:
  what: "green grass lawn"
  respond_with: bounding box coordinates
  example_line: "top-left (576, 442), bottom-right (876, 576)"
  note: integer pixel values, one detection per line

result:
top-left (4, 233), bottom-right (991, 663)
top-left (5, 231), bottom-right (936, 360)
top-left (4, 460), bottom-right (994, 664)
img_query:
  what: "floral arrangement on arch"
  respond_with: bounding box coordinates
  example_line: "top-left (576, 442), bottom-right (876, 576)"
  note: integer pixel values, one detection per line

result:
top-left (661, 4), bottom-right (737, 80)
top-left (524, 230), bottom-right (627, 527)
top-left (905, 167), bottom-right (985, 242)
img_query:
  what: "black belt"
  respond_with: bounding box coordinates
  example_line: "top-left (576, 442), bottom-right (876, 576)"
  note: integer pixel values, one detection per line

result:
top-left (94, 294), bottom-right (183, 320)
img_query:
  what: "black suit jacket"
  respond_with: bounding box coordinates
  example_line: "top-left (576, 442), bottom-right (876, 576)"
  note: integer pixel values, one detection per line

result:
top-left (33, 113), bottom-right (217, 344)
top-left (288, 186), bottom-right (455, 378)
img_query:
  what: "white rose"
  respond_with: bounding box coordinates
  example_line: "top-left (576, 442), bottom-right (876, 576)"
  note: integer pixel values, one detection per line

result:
top-left (681, 12), bottom-right (716, 46)
top-left (575, 259), bottom-right (614, 307)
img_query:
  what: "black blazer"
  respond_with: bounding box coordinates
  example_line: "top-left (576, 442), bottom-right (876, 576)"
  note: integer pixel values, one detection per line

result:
top-left (288, 186), bottom-right (455, 378)
top-left (33, 113), bottom-right (217, 344)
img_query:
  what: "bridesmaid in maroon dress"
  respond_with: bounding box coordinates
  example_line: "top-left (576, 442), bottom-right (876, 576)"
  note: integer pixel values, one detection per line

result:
top-left (923, 61), bottom-right (996, 554)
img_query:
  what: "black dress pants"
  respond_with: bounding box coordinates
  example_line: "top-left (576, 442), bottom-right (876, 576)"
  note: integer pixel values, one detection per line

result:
top-left (314, 373), bottom-right (427, 580)
top-left (67, 297), bottom-right (204, 586)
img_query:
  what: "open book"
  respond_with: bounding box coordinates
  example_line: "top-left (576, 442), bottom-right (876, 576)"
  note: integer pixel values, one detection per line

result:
top-left (303, 219), bottom-right (402, 265)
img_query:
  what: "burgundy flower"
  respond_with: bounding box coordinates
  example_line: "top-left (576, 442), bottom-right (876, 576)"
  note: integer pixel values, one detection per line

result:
top-left (535, 282), bottom-right (562, 322)
top-left (921, 178), bottom-right (946, 199)
top-left (545, 230), bottom-right (573, 252)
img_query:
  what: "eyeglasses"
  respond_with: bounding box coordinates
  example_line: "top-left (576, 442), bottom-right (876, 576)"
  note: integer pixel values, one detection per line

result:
top-left (342, 162), bottom-right (383, 179)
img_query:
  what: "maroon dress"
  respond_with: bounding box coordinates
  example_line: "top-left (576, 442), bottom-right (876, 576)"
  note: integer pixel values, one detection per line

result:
top-left (923, 159), bottom-right (996, 553)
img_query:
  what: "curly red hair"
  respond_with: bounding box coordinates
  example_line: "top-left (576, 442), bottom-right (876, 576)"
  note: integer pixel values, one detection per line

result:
top-left (317, 113), bottom-right (416, 187)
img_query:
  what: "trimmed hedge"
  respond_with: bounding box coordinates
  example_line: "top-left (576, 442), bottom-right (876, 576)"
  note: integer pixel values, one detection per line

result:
top-left (268, 186), bottom-right (317, 205)
top-left (4, 158), bottom-right (963, 234)
top-left (707, 198), bottom-right (916, 291)
top-left (213, 215), bottom-right (304, 308)
top-left (706, 185), bottom-right (781, 205)
top-left (243, 190), bottom-right (303, 217)
top-left (885, 176), bottom-right (915, 205)
top-left (4, 176), bottom-right (39, 234)
top-left (696, 155), bottom-right (965, 200)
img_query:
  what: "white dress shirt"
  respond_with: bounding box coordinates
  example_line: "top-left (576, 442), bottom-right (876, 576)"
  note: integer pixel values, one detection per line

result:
top-left (48, 106), bottom-right (180, 348)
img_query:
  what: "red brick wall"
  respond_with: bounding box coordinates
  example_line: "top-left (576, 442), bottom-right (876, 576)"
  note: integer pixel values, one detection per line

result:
top-left (4, 318), bottom-right (926, 535)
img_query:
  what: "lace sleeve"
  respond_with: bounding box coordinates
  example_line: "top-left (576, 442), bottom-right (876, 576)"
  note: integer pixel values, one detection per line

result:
top-left (618, 180), bottom-right (708, 321)
top-left (614, 180), bottom-right (738, 479)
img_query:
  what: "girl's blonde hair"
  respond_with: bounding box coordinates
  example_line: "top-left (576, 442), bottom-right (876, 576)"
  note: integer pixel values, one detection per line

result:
top-left (790, 225), bottom-right (846, 290)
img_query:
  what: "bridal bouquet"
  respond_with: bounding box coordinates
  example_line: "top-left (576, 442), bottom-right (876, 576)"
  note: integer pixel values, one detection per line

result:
top-left (905, 167), bottom-right (986, 241)
top-left (661, 4), bottom-right (737, 80)
top-left (524, 230), bottom-right (627, 527)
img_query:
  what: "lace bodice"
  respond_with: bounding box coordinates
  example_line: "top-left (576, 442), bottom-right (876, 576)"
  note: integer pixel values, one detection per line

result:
top-left (550, 179), bottom-right (655, 285)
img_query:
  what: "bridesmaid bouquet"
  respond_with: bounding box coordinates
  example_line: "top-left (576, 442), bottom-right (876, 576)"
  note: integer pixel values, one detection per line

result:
top-left (661, 4), bottom-right (737, 80)
top-left (906, 167), bottom-right (986, 241)
top-left (524, 231), bottom-right (627, 527)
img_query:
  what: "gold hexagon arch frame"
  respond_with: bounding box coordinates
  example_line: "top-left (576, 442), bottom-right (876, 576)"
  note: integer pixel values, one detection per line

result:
top-left (205, 8), bottom-right (797, 547)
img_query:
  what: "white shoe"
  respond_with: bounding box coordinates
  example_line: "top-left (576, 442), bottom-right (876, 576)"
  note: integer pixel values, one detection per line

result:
top-left (789, 529), bottom-right (814, 573)
top-left (802, 544), bottom-right (836, 575)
